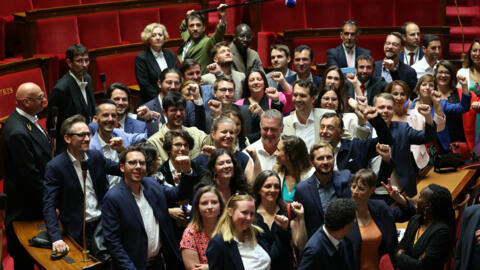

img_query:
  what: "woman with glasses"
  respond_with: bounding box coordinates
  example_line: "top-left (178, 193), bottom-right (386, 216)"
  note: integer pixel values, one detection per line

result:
top-left (135, 23), bottom-right (178, 105)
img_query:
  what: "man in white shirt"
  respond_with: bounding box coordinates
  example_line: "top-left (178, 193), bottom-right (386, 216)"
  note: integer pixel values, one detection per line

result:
top-left (244, 109), bottom-right (283, 171)
top-left (102, 144), bottom-right (195, 269)
top-left (282, 80), bottom-right (333, 151)
top-left (400, 22), bottom-right (424, 66)
top-left (412, 34), bottom-right (442, 79)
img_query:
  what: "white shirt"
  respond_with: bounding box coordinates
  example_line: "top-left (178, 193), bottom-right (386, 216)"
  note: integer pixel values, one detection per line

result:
top-left (412, 57), bottom-right (437, 79)
top-left (403, 47), bottom-right (420, 65)
top-left (67, 151), bottom-right (101, 222)
top-left (133, 185), bottom-right (162, 259)
top-left (150, 48), bottom-right (168, 72)
top-left (16, 108), bottom-right (47, 136)
top-left (323, 225), bottom-right (341, 250)
top-left (293, 111), bottom-right (315, 151)
top-left (333, 141), bottom-right (341, 171)
top-left (69, 70), bottom-right (88, 105)
top-left (181, 40), bottom-right (193, 61)
top-left (98, 135), bottom-right (122, 188)
top-left (235, 237), bottom-right (270, 270)
top-left (168, 159), bottom-right (180, 186)
top-left (243, 139), bottom-right (277, 171)
top-left (342, 44), bottom-right (356, 68)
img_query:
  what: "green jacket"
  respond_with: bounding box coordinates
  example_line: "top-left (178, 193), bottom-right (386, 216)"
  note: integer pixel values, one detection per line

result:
top-left (178, 19), bottom-right (226, 74)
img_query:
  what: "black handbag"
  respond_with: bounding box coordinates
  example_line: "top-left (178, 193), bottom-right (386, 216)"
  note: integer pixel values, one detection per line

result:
top-left (28, 230), bottom-right (51, 249)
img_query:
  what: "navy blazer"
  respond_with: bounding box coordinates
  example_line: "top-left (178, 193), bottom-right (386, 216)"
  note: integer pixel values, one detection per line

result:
top-left (206, 227), bottom-right (291, 270)
top-left (278, 73), bottom-right (322, 92)
top-left (134, 48), bottom-right (178, 106)
top-left (362, 76), bottom-right (388, 106)
top-left (373, 60), bottom-right (418, 93)
top-left (47, 73), bottom-right (95, 153)
top-left (141, 97), bottom-right (205, 132)
top-left (293, 170), bottom-right (353, 238)
top-left (373, 121), bottom-right (436, 197)
top-left (337, 114), bottom-right (393, 174)
top-left (454, 205), bottom-right (480, 270)
top-left (326, 45), bottom-right (371, 68)
top-left (88, 115), bottom-right (156, 138)
top-left (398, 47), bottom-right (424, 65)
top-left (299, 228), bottom-right (354, 270)
top-left (395, 215), bottom-right (452, 270)
top-left (346, 199), bottom-right (415, 270)
top-left (102, 175), bottom-right (194, 270)
top-left (43, 150), bottom-right (121, 244)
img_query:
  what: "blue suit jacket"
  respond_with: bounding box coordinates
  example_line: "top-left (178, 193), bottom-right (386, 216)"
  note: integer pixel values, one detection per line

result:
top-left (299, 228), bottom-right (354, 270)
top-left (346, 199), bottom-right (415, 270)
top-left (279, 73), bottom-right (322, 92)
top-left (89, 128), bottom-right (148, 152)
top-left (43, 150), bottom-right (121, 244)
top-left (102, 176), bottom-right (194, 269)
top-left (206, 228), bottom-right (291, 270)
top-left (454, 204), bottom-right (480, 270)
top-left (293, 170), bottom-right (352, 238)
top-left (141, 97), bottom-right (205, 132)
top-left (326, 45), bottom-right (371, 68)
top-left (398, 47), bottom-right (424, 65)
top-left (373, 60), bottom-right (418, 93)
top-left (88, 116), bottom-right (156, 138)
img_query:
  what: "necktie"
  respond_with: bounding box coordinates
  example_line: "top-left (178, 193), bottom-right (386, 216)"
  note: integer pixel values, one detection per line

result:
top-left (361, 84), bottom-right (365, 94)
top-left (409, 52), bottom-right (415, 66)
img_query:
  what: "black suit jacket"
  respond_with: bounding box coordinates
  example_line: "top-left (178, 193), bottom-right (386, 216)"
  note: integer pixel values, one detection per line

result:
top-left (373, 60), bottom-right (418, 93)
top-left (395, 215), bottom-right (452, 270)
top-left (47, 73), bottom-right (95, 153)
top-left (363, 76), bottom-right (388, 106)
top-left (43, 150), bottom-right (121, 244)
top-left (326, 45), bottom-right (371, 68)
top-left (1, 110), bottom-right (52, 225)
top-left (454, 205), bottom-right (480, 270)
top-left (135, 48), bottom-right (178, 106)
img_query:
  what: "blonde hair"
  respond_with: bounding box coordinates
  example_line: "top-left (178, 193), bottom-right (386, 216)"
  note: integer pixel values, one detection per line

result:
top-left (140, 23), bottom-right (169, 44)
top-left (212, 194), bottom-right (263, 247)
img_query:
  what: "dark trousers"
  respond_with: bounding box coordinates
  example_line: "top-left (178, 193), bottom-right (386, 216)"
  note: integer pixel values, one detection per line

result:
top-left (6, 223), bottom-right (35, 270)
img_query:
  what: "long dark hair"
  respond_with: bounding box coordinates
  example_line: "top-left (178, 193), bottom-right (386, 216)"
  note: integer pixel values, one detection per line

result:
top-left (316, 65), bottom-right (349, 111)
top-left (317, 86), bottom-right (345, 113)
top-left (275, 135), bottom-right (312, 180)
top-left (252, 170), bottom-right (286, 209)
top-left (242, 68), bottom-right (268, 99)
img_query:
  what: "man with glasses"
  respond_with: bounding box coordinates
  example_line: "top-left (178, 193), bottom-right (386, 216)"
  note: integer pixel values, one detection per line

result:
top-left (47, 44), bottom-right (95, 154)
top-left (43, 114), bottom-right (122, 255)
top-left (327, 20), bottom-right (371, 68)
top-left (2, 82), bottom-right (51, 269)
top-left (102, 144), bottom-right (195, 269)
top-left (373, 32), bottom-right (418, 92)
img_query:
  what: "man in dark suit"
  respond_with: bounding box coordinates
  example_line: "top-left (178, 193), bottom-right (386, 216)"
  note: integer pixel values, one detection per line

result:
top-left (135, 23), bottom-right (178, 106)
top-left (327, 20), bottom-right (371, 68)
top-left (346, 54), bottom-right (387, 105)
top-left (454, 204), bottom-right (480, 270)
top-left (299, 198), bottom-right (356, 270)
top-left (102, 144), bottom-right (195, 269)
top-left (47, 44), bottom-right (95, 154)
top-left (141, 68), bottom-right (205, 131)
top-left (43, 114), bottom-right (121, 254)
top-left (293, 142), bottom-right (353, 238)
top-left (373, 32), bottom-right (418, 92)
top-left (1, 82), bottom-right (51, 270)
top-left (277, 45), bottom-right (322, 92)
top-left (399, 22), bottom-right (424, 66)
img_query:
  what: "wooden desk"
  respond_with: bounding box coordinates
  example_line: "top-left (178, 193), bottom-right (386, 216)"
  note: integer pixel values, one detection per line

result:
top-left (396, 167), bottom-right (476, 229)
top-left (13, 221), bottom-right (102, 270)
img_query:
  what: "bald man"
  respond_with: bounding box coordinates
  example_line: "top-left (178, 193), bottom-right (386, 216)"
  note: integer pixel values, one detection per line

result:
top-left (1, 83), bottom-right (52, 269)
top-left (229, 23), bottom-right (264, 73)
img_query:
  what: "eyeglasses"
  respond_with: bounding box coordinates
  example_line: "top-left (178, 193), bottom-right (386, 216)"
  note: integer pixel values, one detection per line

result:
top-left (385, 42), bottom-right (400, 47)
top-left (126, 160), bottom-right (146, 168)
top-left (173, 142), bottom-right (190, 149)
top-left (217, 88), bottom-right (234, 93)
top-left (26, 94), bottom-right (44, 101)
top-left (68, 132), bottom-right (91, 138)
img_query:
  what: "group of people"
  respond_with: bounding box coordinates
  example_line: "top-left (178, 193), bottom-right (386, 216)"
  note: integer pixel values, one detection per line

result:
top-left (2, 3), bottom-right (480, 270)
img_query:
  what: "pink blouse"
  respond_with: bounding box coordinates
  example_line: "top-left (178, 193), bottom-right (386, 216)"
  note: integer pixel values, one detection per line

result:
top-left (179, 224), bottom-right (211, 264)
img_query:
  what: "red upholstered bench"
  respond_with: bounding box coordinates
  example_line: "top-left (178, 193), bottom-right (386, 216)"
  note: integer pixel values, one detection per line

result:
top-left (94, 52), bottom-right (137, 93)
top-left (351, 0), bottom-right (394, 27)
top-left (159, 4), bottom-right (202, 39)
top-left (292, 37), bottom-right (339, 65)
top-left (0, 0), bottom-right (33, 60)
top-left (119, 8), bottom-right (160, 43)
top-left (0, 68), bottom-right (47, 121)
top-left (31, 0), bottom-right (80, 9)
top-left (261, 0), bottom-right (306, 33)
top-left (356, 36), bottom-right (389, 61)
top-left (77, 12), bottom-right (124, 49)
top-left (305, 0), bottom-right (349, 28)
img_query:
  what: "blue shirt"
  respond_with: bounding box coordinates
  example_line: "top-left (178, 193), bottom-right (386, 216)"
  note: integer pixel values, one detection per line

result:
top-left (315, 175), bottom-right (337, 213)
top-left (282, 178), bottom-right (296, 203)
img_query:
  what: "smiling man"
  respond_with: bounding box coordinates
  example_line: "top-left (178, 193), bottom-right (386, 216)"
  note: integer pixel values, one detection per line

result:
top-left (266, 44), bottom-right (296, 88)
top-left (178, 4), bottom-right (227, 74)
top-left (229, 23), bottom-right (264, 74)
top-left (293, 142), bottom-right (353, 238)
top-left (327, 20), bottom-right (371, 68)
top-left (278, 45), bottom-right (322, 93)
top-left (412, 34), bottom-right (442, 79)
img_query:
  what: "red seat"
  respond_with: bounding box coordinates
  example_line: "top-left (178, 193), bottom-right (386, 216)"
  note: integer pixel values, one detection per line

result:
top-left (351, 0), bottom-right (394, 27)
top-left (119, 8), bottom-right (160, 43)
top-left (292, 37), bottom-right (339, 65)
top-left (394, 0), bottom-right (441, 26)
top-left (356, 36), bottom-right (388, 61)
top-left (225, 0), bottom-right (244, 34)
top-left (77, 12), bottom-right (122, 49)
top-left (36, 16), bottom-right (80, 55)
top-left (31, 0), bottom-right (80, 9)
top-left (306, 0), bottom-right (349, 28)
top-left (159, 4), bottom-right (201, 39)
top-left (261, 0), bottom-right (306, 32)
top-left (0, 0), bottom-right (33, 16)
top-left (0, 68), bottom-right (47, 120)
top-left (94, 52), bottom-right (137, 92)
top-left (257, 32), bottom-right (278, 68)
top-left (0, 0), bottom-right (33, 59)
